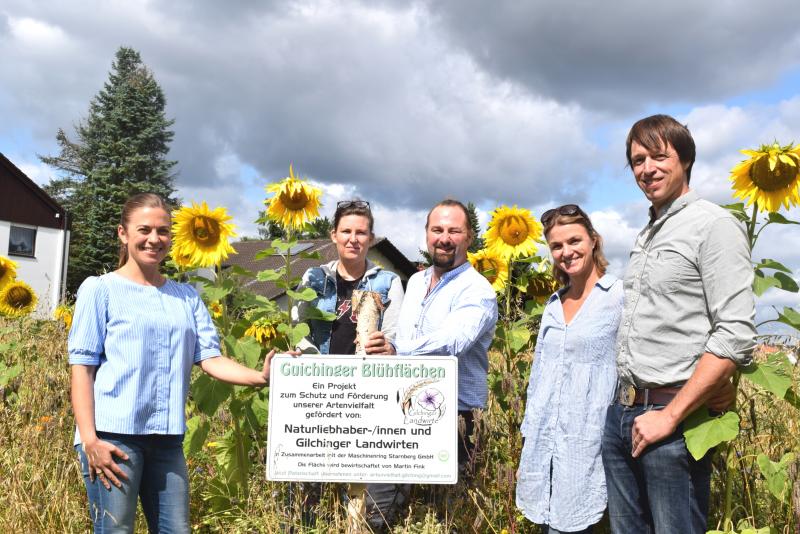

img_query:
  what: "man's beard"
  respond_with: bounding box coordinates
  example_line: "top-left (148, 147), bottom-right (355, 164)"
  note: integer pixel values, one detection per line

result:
top-left (431, 249), bottom-right (456, 269)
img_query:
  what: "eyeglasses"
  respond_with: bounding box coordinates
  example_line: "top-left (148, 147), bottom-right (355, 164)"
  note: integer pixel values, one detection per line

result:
top-left (540, 204), bottom-right (586, 226)
top-left (336, 200), bottom-right (371, 211)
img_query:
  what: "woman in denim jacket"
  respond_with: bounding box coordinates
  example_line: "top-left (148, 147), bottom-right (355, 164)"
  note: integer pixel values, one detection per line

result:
top-left (291, 200), bottom-right (406, 531)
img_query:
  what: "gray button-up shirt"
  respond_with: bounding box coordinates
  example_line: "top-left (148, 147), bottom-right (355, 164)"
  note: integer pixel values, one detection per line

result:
top-left (617, 190), bottom-right (756, 387)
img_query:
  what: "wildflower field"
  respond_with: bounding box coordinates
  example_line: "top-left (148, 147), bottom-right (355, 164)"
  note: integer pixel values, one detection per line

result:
top-left (2, 149), bottom-right (800, 533)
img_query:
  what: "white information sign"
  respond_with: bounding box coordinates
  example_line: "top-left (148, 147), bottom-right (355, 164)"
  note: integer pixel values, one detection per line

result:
top-left (266, 354), bottom-right (458, 484)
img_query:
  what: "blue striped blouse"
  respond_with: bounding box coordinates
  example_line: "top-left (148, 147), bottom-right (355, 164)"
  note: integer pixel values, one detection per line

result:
top-left (516, 274), bottom-right (622, 531)
top-left (68, 272), bottom-right (220, 442)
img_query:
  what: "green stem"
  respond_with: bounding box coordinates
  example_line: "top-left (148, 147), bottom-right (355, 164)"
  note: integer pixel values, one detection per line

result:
top-left (747, 205), bottom-right (759, 251)
top-left (218, 262), bottom-right (230, 336)
top-left (285, 229), bottom-right (294, 326)
top-left (722, 370), bottom-right (742, 531)
top-left (504, 260), bottom-right (513, 374)
top-left (232, 411), bottom-right (249, 496)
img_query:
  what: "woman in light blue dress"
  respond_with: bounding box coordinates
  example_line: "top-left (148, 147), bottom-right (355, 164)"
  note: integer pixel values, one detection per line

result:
top-left (516, 205), bottom-right (622, 534)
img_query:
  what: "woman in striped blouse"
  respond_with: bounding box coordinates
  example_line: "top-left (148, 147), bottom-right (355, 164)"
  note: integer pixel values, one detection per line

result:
top-left (69, 193), bottom-right (273, 533)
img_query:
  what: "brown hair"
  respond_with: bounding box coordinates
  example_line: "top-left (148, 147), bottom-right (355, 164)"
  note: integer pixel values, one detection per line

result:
top-left (543, 209), bottom-right (608, 287)
top-left (425, 199), bottom-right (473, 239)
top-left (626, 114), bottom-right (696, 183)
top-left (118, 193), bottom-right (171, 268)
top-left (333, 200), bottom-right (374, 234)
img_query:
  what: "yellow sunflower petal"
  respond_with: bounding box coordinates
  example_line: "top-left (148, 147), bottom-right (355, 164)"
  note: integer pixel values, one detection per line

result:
top-left (467, 249), bottom-right (509, 292)
top-left (0, 280), bottom-right (37, 318)
top-left (171, 202), bottom-right (237, 269)
top-left (0, 256), bottom-right (18, 289)
top-left (483, 205), bottom-right (542, 259)
top-left (264, 166), bottom-right (323, 231)
top-left (54, 303), bottom-right (73, 330)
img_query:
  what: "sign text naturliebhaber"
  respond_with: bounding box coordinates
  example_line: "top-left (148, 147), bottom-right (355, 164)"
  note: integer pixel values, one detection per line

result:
top-left (266, 354), bottom-right (458, 484)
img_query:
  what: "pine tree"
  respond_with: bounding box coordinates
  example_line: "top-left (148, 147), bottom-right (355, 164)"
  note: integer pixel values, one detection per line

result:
top-left (466, 202), bottom-right (484, 253)
top-left (41, 47), bottom-right (177, 293)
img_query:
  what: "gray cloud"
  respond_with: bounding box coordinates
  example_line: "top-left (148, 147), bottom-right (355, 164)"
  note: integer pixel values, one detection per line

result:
top-left (430, 0), bottom-right (800, 112)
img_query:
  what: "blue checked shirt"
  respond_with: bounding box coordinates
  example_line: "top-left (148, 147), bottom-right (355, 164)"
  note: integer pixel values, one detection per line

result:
top-left (393, 262), bottom-right (498, 410)
top-left (68, 273), bottom-right (220, 443)
top-left (516, 274), bottom-right (622, 532)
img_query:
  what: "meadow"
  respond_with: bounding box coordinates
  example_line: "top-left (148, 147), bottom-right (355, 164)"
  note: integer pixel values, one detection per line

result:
top-left (1, 316), bottom-right (797, 533)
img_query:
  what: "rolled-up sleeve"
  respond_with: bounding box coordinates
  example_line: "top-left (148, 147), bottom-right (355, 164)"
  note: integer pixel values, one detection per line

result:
top-left (700, 217), bottom-right (756, 366)
top-left (68, 276), bottom-right (107, 366)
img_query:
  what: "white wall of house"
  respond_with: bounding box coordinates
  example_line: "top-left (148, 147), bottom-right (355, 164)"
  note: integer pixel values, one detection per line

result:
top-left (0, 220), bottom-right (69, 317)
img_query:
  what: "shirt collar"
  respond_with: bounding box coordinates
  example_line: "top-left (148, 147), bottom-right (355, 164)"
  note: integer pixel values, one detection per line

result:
top-left (649, 189), bottom-right (698, 222)
top-left (547, 273), bottom-right (617, 304)
top-left (423, 260), bottom-right (472, 286)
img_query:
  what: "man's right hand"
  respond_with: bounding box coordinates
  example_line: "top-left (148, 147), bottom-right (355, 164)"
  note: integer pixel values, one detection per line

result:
top-left (364, 331), bottom-right (396, 355)
top-left (706, 379), bottom-right (736, 412)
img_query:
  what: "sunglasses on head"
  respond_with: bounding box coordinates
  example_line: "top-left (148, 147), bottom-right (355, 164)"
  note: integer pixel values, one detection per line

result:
top-left (336, 200), bottom-right (371, 211)
top-left (540, 204), bottom-right (587, 226)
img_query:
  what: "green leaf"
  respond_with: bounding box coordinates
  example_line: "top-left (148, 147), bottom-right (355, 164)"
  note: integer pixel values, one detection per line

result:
top-left (277, 322), bottom-right (311, 346)
top-left (287, 287), bottom-right (318, 302)
top-left (299, 251), bottom-right (322, 260)
top-left (755, 258), bottom-right (793, 273)
top-left (776, 307), bottom-right (800, 331)
top-left (767, 211), bottom-right (800, 225)
top-left (256, 269), bottom-right (283, 282)
top-left (742, 353), bottom-right (793, 398)
top-left (0, 363), bottom-right (22, 387)
top-left (191, 373), bottom-right (233, 416)
top-left (213, 430), bottom-right (252, 483)
top-left (226, 265), bottom-right (254, 277)
top-left (752, 272), bottom-right (781, 296)
top-left (231, 336), bottom-right (262, 368)
top-left (757, 452), bottom-right (795, 501)
top-left (202, 285), bottom-right (233, 302)
top-left (683, 408), bottom-right (740, 460)
top-left (250, 395), bottom-right (269, 427)
top-left (254, 248), bottom-right (276, 260)
top-left (774, 272), bottom-right (799, 293)
top-left (272, 238), bottom-right (298, 252)
top-left (508, 326), bottom-right (531, 353)
top-left (722, 202), bottom-right (749, 223)
top-left (303, 306), bottom-right (337, 322)
top-left (183, 416), bottom-right (211, 457)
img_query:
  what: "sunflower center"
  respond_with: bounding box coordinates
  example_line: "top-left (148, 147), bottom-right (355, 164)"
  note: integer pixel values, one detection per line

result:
top-left (0, 265), bottom-right (6, 279)
top-left (498, 216), bottom-right (530, 245)
top-left (750, 156), bottom-right (798, 192)
top-left (7, 286), bottom-right (32, 309)
top-left (192, 216), bottom-right (221, 245)
top-left (279, 189), bottom-right (310, 211)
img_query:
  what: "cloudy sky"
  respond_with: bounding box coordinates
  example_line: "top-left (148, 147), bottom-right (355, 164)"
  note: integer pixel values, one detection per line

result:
top-left (2, 0), bottom-right (800, 331)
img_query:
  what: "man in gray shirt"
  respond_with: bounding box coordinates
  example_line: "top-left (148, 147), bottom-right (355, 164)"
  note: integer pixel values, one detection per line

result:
top-left (602, 114), bottom-right (756, 533)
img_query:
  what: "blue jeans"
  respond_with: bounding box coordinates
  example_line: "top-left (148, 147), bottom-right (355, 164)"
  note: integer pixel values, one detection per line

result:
top-left (601, 403), bottom-right (712, 534)
top-left (76, 432), bottom-right (189, 534)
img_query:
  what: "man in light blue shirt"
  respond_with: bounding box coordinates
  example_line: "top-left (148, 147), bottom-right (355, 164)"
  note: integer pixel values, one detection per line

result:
top-left (388, 199), bottom-right (498, 464)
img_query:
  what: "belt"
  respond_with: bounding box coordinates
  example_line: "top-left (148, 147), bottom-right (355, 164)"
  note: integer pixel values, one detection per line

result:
top-left (617, 384), bottom-right (681, 407)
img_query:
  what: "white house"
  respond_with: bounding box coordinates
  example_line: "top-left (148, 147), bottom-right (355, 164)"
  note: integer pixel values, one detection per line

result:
top-left (0, 153), bottom-right (70, 317)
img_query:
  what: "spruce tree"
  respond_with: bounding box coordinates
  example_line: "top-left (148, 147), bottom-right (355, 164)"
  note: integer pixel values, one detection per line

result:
top-left (41, 47), bottom-right (177, 293)
top-left (466, 202), bottom-right (484, 253)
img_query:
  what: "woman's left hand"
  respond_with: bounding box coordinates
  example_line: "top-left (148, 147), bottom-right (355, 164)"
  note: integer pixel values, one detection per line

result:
top-left (364, 331), bottom-right (396, 355)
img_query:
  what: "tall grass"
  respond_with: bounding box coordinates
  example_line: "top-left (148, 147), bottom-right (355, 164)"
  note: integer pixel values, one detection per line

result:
top-left (1, 317), bottom-right (797, 533)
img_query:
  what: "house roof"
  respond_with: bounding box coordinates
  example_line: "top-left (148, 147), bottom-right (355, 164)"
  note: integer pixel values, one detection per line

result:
top-left (0, 152), bottom-right (69, 230)
top-left (223, 238), bottom-right (417, 299)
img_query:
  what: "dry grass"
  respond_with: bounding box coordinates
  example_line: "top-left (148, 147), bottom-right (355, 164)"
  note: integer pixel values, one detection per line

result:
top-left (1, 317), bottom-right (797, 533)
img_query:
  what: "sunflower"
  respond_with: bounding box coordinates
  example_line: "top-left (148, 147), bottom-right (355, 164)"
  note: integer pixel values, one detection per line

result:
top-left (264, 165), bottom-right (323, 230)
top-left (171, 202), bottom-right (237, 269)
top-left (730, 142), bottom-right (800, 212)
top-left (208, 301), bottom-right (223, 319)
top-left (245, 317), bottom-right (281, 346)
top-left (0, 256), bottom-right (18, 289)
top-left (54, 303), bottom-right (73, 330)
top-left (526, 268), bottom-right (560, 304)
top-left (484, 205), bottom-right (542, 259)
top-left (0, 280), bottom-right (37, 318)
top-left (468, 249), bottom-right (509, 292)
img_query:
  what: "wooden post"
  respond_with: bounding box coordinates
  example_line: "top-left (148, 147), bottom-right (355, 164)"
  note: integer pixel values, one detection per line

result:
top-left (346, 290), bottom-right (384, 533)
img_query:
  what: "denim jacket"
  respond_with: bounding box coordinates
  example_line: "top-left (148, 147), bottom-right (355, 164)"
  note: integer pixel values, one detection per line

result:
top-left (292, 259), bottom-right (404, 354)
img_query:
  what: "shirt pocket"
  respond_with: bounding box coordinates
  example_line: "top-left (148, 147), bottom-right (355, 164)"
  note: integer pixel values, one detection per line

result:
top-left (644, 250), bottom-right (695, 294)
